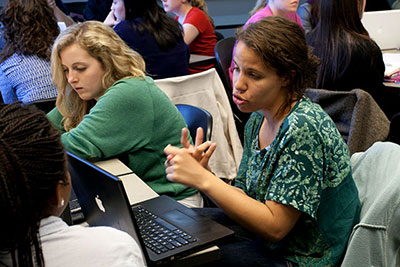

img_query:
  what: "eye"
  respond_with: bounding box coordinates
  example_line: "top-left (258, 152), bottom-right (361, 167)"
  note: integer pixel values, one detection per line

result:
top-left (75, 67), bottom-right (86, 72)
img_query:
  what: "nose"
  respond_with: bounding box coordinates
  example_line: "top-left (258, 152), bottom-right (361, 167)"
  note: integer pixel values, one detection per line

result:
top-left (67, 71), bottom-right (78, 85)
top-left (233, 71), bottom-right (246, 93)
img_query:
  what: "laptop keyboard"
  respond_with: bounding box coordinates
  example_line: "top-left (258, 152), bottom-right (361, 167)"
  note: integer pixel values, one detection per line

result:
top-left (133, 206), bottom-right (197, 255)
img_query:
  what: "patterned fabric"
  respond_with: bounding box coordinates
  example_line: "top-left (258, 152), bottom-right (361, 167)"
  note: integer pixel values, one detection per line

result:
top-left (235, 97), bottom-right (361, 266)
top-left (0, 53), bottom-right (57, 104)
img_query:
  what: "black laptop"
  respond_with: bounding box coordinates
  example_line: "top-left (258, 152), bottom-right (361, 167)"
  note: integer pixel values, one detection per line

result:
top-left (67, 151), bottom-right (234, 266)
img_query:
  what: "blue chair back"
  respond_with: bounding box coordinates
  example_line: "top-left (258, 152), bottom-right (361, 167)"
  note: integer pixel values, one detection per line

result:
top-left (176, 104), bottom-right (213, 143)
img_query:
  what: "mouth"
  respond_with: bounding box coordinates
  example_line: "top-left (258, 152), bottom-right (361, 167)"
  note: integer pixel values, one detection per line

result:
top-left (233, 94), bottom-right (246, 105)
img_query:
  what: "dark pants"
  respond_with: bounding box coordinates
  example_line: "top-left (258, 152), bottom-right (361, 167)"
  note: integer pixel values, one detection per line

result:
top-left (192, 208), bottom-right (297, 267)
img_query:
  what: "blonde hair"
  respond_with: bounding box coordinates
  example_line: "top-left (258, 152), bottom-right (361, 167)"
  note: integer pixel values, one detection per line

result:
top-left (51, 21), bottom-right (146, 131)
top-left (249, 0), bottom-right (267, 16)
top-left (189, 0), bottom-right (215, 28)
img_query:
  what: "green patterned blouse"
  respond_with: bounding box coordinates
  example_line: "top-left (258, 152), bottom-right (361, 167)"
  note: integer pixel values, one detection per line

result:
top-left (235, 97), bottom-right (361, 266)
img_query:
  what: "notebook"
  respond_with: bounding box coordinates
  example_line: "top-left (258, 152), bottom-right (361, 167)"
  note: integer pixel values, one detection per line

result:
top-left (361, 10), bottom-right (400, 50)
top-left (67, 151), bottom-right (234, 266)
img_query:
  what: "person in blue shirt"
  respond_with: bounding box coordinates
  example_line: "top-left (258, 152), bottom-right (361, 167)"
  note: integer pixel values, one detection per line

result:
top-left (0, 0), bottom-right (59, 104)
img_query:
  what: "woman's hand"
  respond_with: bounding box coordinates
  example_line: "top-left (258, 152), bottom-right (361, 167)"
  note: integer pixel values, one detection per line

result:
top-left (178, 127), bottom-right (216, 171)
top-left (164, 145), bottom-right (215, 191)
top-left (104, 10), bottom-right (118, 27)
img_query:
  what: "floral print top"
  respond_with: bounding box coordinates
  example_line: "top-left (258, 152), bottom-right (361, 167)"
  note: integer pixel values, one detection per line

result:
top-left (235, 97), bottom-right (361, 266)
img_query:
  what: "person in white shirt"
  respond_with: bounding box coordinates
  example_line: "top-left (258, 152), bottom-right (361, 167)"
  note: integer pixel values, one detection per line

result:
top-left (0, 102), bottom-right (146, 267)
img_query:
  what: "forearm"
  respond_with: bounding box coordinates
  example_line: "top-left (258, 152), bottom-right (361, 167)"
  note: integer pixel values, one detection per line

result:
top-left (200, 173), bottom-right (293, 242)
top-left (53, 6), bottom-right (75, 26)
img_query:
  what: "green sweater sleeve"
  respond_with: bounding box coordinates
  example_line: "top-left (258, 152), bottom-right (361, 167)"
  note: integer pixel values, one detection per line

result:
top-left (58, 78), bottom-right (154, 160)
top-left (47, 107), bottom-right (66, 133)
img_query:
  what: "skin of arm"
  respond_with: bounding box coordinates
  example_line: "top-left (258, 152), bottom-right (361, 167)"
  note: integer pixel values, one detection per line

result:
top-left (164, 131), bottom-right (301, 242)
top-left (48, 0), bottom-right (75, 27)
top-left (182, 24), bottom-right (200, 45)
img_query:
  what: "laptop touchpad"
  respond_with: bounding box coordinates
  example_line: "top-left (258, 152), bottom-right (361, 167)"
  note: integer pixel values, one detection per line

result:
top-left (162, 210), bottom-right (197, 228)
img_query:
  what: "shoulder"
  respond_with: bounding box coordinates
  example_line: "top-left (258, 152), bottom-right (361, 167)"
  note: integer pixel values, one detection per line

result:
top-left (284, 98), bottom-right (338, 141)
top-left (100, 77), bottom-right (166, 106)
top-left (44, 224), bottom-right (145, 266)
top-left (185, 7), bottom-right (207, 22)
top-left (246, 6), bottom-right (271, 25)
top-left (107, 77), bottom-right (155, 95)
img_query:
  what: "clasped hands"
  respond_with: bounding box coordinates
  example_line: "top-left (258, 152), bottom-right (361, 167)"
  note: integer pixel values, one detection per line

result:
top-left (164, 127), bottom-right (216, 190)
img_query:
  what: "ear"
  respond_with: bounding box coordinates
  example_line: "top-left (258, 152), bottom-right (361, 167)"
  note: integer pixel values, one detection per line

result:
top-left (281, 70), bottom-right (295, 87)
top-left (53, 175), bottom-right (72, 216)
top-left (53, 183), bottom-right (66, 216)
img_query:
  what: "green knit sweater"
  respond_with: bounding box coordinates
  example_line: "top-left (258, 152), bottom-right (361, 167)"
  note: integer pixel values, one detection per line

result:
top-left (47, 77), bottom-right (197, 200)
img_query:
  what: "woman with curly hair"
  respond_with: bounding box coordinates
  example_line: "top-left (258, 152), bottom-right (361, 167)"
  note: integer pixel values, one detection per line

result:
top-left (164, 17), bottom-right (360, 266)
top-left (0, 0), bottom-right (59, 104)
top-left (47, 21), bottom-right (202, 208)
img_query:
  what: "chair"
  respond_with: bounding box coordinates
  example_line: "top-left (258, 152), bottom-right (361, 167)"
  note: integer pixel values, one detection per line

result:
top-left (215, 37), bottom-right (250, 144)
top-left (341, 142), bottom-right (400, 266)
top-left (30, 97), bottom-right (57, 113)
top-left (305, 88), bottom-right (390, 155)
top-left (215, 31), bottom-right (225, 42)
top-left (214, 37), bottom-right (235, 95)
top-left (176, 104), bottom-right (213, 143)
top-left (388, 112), bottom-right (400, 145)
top-left (154, 68), bottom-right (243, 181)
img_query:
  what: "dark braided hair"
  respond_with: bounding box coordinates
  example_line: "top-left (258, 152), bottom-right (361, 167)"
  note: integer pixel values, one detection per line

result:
top-left (0, 103), bottom-right (67, 267)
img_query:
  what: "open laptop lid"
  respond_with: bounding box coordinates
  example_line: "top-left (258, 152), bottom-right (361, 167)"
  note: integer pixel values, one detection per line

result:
top-left (361, 10), bottom-right (400, 50)
top-left (67, 151), bottom-right (150, 264)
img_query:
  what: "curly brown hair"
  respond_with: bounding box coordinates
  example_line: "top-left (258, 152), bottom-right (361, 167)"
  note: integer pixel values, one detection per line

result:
top-left (0, 0), bottom-right (60, 62)
top-left (236, 16), bottom-right (320, 117)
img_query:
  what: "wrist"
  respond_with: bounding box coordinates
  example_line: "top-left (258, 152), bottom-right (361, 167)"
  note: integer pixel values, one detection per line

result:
top-left (198, 170), bottom-right (216, 193)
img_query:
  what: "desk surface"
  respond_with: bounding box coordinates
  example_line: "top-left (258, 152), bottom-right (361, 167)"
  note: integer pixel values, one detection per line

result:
top-left (189, 54), bottom-right (216, 68)
top-left (189, 54), bottom-right (215, 64)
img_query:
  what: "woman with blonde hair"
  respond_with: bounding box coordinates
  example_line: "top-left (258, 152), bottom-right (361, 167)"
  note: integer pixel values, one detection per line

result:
top-left (162, 0), bottom-right (217, 73)
top-left (47, 21), bottom-right (201, 207)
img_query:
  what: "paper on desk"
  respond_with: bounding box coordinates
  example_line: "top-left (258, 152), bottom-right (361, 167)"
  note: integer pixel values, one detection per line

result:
top-left (383, 53), bottom-right (400, 75)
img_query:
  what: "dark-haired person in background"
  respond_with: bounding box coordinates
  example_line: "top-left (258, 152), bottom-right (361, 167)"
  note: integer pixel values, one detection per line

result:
top-left (104, 0), bottom-right (189, 79)
top-left (0, 103), bottom-right (145, 267)
top-left (83, 0), bottom-right (113, 21)
top-left (306, 0), bottom-right (385, 102)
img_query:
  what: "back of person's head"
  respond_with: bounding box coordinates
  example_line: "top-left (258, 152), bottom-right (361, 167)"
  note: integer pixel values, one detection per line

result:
top-left (51, 21), bottom-right (146, 131)
top-left (0, 103), bottom-right (67, 267)
top-left (236, 16), bottom-right (319, 116)
top-left (0, 0), bottom-right (59, 62)
top-left (307, 0), bottom-right (369, 88)
top-left (316, 0), bottom-right (367, 34)
top-left (124, 0), bottom-right (185, 50)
